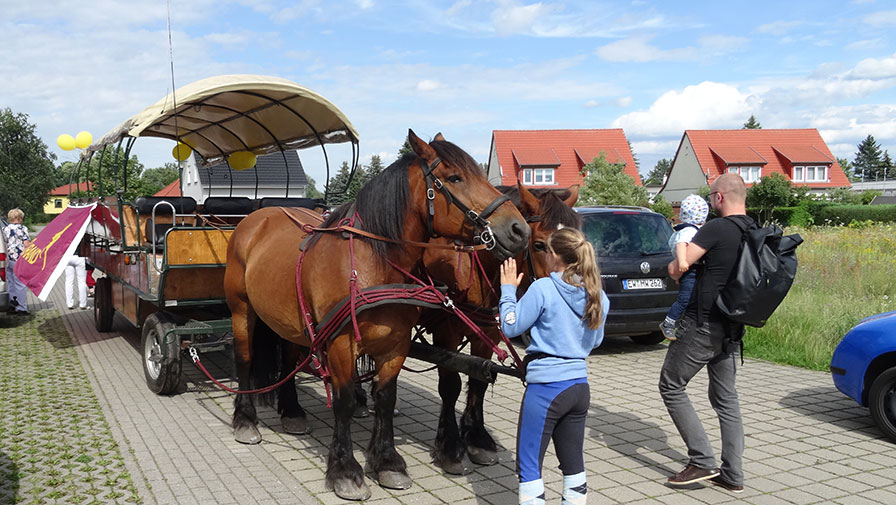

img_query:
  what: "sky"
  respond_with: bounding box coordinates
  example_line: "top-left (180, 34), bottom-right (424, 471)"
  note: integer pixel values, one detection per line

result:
top-left (3, 0), bottom-right (896, 188)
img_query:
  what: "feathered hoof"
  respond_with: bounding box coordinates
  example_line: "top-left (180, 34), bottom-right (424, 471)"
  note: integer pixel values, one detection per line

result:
top-left (467, 446), bottom-right (498, 466)
top-left (330, 477), bottom-right (371, 501)
top-left (439, 458), bottom-right (471, 476)
top-left (376, 470), bottom-right (412, 490)
top-left (281, 415), bottom-right (311, 435)
top-left (234, 424), bottom-right (262, 445)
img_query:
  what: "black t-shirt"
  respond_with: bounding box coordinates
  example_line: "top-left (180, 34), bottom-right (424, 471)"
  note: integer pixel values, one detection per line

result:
top-left (683, 214), bottom-right (754, 323)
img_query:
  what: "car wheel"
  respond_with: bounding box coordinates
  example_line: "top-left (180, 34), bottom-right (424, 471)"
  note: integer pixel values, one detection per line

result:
top-left (142, 311), bottom-right (182, 395)
top-left (629, 331), bottom-right (665, 345)
top-left (869, 366), bottom-right (896, 443)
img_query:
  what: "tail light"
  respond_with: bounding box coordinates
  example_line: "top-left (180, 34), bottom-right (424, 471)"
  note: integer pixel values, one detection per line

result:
top-left (0, 252), bottom-right (5, 281)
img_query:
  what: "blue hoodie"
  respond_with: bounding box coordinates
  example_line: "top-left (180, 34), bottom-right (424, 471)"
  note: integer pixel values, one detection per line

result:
top-left (500, 272), bottom-right (609, 383)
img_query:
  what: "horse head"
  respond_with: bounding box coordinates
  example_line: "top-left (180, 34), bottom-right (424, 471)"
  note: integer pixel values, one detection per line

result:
top-left (407, 129), bottom-right (529, 262)
top-left (514, 183), bottom-right (582, 280)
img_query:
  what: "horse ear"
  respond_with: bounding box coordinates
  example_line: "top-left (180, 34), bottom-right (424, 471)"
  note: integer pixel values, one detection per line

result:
top-left (563, 185), bottom-right (580, 207)
top-left (432, 132), bottom-right (446, 142)
top-left (518, 181), bottom-right (539, 215)
top-left (408, 129), bottom-right (437, 162)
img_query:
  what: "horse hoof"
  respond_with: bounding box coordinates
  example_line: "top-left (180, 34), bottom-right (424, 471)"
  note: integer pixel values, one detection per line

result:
top-left (467, 446), bottom-right (498, 466)
top-left (440, 459), bottom-right (470, 476)
top-left (331, 478), bottom-right (371, 501)
top-left (281, 415), bottom-right (311, 435)
top-left (353, 405), bottom-right (369, 418)
top-left (377, 470), bottom-right (412, 490)
top-left (234, 424), bottom-right (262, 445)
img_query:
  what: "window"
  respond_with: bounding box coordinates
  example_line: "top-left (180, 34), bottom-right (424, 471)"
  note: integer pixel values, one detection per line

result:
top-left (794, 165), bottom-right (827, 183)
top-left (728, 166), bottom-right (761, 183)
top-left (522, 168), bottom-right (556, 185)
top-left (54, 199), bottom-right (63, 208)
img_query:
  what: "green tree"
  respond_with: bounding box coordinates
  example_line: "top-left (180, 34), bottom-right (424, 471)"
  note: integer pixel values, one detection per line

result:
top-left (881, 150), bottom-right (893, 180)
top-left (742, 115), bottom-right (762, 129)
top-left (649, 194), bottom-right (673, 219)
top-left (644, 158), bottom-right (671, 186)
top-left (0, 108), bottom-right (57, 217)
top-left (837, 157), bottom-right (858, 182)
top-left (854, 135), bottom-right (883, 181)
top-left (364, 154), bottom-right (385, 184)
top-left (746, 173), bottom-right (793, 224)
top-left (80, 147), bottom-right (145, 201)
top-left (137, 163), bottom-right (180, 195)
top-left (628, 140), bottom-right (639, 172)
top-left (828, 187), bottom-right (861, 205)
top-left (326, 161), bottom-right (365, 206)
top-left (398, 138), bottom-right (412, 157)
top-left (578, 153), bottom-right (647, 206)
top-left (305, 175), bottom-right (323, 199)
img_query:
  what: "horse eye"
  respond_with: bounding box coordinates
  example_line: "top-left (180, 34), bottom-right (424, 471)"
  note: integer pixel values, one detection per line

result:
top-left (446, 175), bottom-right (462, 183)
top-left (533, 241), bottom-right (547, 252)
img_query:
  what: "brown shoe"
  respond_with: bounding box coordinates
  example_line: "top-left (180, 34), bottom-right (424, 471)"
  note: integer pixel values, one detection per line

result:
top-left (709, 476), bottom-right (743, 493)
top-left (667, 464), bottom-right (719, 486)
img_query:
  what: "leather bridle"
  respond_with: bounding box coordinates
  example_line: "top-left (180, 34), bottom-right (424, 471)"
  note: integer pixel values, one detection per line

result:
top-left (420, 157), bottom-right (510, 250)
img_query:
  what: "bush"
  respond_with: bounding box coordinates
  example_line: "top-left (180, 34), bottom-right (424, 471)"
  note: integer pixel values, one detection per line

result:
top-left (815, 204), bottom-right (896, 226)
top-left (649, 195), bottom-right (673, 219)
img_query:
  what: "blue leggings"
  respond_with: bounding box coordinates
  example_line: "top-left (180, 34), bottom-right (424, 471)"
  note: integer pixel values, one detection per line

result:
top-left (516, 378), bottom-right (590, 482)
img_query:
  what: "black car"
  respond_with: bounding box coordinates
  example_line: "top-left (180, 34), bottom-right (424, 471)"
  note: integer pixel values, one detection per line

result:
top-left (576, 206), bottom-right (678, 345)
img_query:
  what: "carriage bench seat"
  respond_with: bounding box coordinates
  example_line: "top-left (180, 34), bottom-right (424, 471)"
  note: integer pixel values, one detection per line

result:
top-left (202, 196), bottom-right (254, 215)
top-left (257, 197), bottom-right (326, 211)
top-left (133, 196), bottom-right (198, 249)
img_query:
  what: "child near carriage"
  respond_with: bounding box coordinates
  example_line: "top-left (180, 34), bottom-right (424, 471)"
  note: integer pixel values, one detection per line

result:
top-left (659, 193), bottom-right (710, 340)
top-left (499, 227), bottom-right (609, 505)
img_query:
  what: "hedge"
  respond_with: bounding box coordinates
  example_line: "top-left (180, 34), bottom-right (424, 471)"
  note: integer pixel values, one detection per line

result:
top-left (750, 203), bottom-right (896, 226)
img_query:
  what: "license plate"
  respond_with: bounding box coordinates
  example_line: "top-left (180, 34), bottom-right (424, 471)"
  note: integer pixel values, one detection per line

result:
top-left (623, 278), bottom-right (664, 290)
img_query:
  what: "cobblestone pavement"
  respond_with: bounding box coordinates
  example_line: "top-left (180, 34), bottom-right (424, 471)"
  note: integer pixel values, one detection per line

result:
top-left (13, 282), bottom-right (896, 504)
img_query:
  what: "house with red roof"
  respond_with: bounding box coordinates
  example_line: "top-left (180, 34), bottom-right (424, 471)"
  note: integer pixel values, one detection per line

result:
top-left (486, 129), bottom-right (642, 188)
top-left (43, 181), bottom-right (94, 215)
top-left (658, 129), bottom-right (850, 203)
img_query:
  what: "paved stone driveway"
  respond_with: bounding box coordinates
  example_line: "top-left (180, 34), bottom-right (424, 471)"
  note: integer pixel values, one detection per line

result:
top-left (43, 282), bottom-right (896, 504)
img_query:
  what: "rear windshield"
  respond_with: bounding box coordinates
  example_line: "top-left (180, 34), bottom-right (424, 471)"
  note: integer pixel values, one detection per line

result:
top-left (582, 212), bottom-right (673, 257)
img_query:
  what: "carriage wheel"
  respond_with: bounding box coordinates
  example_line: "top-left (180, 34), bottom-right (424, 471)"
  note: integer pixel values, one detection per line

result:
top-left (141, 312), bottom-right (182, 395)
top-left (94, 277), bottom-right (114, 332)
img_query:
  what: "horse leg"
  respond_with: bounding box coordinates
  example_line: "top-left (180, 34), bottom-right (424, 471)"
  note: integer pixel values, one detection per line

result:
top-left (231, 297), bottom-right (262, 445)
top-left (460, 333), bottom-right (500, 466)
top-left (279, 341), bottom-right (310, 435)
top-left (366, 361), bottom-right (412, 490)
top-left (325, 337), bottom-right (370, 501)
top-left (430, 320), bottom-right (469, 475)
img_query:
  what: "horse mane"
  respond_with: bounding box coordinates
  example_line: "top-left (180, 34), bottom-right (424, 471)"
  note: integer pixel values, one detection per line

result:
top-left (497, 186), bottom-right (582, 230)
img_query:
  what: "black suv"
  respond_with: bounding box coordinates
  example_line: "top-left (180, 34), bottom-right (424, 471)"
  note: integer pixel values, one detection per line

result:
top-left (576, 206), bottom-right (678, 345)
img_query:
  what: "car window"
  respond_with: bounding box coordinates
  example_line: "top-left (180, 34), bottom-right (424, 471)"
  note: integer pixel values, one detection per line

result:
top-left (582, 213), bottom-right (672, 257)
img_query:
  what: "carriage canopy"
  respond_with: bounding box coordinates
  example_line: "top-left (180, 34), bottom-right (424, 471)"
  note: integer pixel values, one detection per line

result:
top-left (82, 74), bottom-right (359, 166)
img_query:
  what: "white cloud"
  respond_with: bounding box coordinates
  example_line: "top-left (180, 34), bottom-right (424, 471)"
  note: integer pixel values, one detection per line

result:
top-left (845, 38), bottom-right (885, 51)
top-left (416, 79), bottom-right (441, 91)
top-left (355, 0), bottom-right (375, 9)
top-left (615, 96), bottom-right (632, 107)
top-left (755, 20), bottom-right (804, 33)
top-left (847, 53), bottom-right (896, 80)
top-left (612, 82), bottom-right (756, 136)
top-left (863, 10), bottom-right (896, 27)
top-left (584, 100), bottom-right (599, 108)
top-left (595, 34), bottom-right (745, 63)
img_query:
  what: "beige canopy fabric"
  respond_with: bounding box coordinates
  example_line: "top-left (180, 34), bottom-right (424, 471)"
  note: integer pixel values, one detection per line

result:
top-left (84, 75), bottom-right (358, 166)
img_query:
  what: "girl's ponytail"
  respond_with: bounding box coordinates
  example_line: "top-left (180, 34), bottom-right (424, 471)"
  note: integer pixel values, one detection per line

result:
top-left (548, 228), bottom-right (604, 329)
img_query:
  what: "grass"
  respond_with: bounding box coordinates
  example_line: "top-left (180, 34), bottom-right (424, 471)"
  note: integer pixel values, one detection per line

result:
top-left (744, 223), bottom-right (896, 371)
top-left (0, 310), bottom-right (141, 504)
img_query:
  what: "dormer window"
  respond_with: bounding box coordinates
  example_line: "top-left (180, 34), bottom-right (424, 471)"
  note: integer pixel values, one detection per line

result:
top-left (793, 165), bottom-right (828, 183)
top-left (728, 165), bottom-right (762, 183)
top-left (522, 168), bottom-right (556, 185)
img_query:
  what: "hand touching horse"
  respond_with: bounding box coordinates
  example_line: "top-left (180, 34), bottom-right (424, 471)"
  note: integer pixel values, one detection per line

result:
top-left (223, 130), bottom-right (529, 500)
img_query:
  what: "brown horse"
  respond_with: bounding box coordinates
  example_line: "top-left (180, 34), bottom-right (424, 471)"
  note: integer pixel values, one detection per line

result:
top-left (421, 184), bottom-right (581, 475)
top-left (223, 130), bottom-right (529, 500)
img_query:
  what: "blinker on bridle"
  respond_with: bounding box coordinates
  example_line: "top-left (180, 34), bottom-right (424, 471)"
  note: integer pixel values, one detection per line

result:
top-left (421, 157), bottom-right (510, 250)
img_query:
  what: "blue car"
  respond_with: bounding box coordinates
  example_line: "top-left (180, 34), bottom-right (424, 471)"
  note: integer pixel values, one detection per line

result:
top-left (831, 311), bottom-right (896, 442)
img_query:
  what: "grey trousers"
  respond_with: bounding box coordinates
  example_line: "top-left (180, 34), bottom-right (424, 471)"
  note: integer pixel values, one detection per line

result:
top-left (658, 317), bottom-right (744, 485)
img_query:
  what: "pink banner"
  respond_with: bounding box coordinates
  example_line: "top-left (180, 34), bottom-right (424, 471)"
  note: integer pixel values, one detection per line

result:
top-left (15, 203), bottom-right (97, 301)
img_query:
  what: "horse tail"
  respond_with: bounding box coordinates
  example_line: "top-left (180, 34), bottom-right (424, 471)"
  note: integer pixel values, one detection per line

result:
top-left (249, 318), bottom-right (282, 407)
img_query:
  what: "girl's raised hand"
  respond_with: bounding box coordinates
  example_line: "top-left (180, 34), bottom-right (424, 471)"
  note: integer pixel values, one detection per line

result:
top-left (500, 258), bottom-right (523, 288)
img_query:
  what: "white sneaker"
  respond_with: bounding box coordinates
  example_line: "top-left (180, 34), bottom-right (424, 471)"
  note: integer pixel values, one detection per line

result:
top-left (659, 320), bottom-right (677, 341)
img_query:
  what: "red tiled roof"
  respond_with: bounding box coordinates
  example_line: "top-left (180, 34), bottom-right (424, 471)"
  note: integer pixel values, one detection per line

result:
top-left (49, 181), bottom-right (93, 195)
top-left (491, 129), bottom-right (641, 187)
top-left (771, 145), bottom-right (834, 164)
top-left (512, 148), bottom-right (560, 166)
top-left (155, 179), bottom-right (183, 197)
top-left (682, 129), bottom-right (849, 188)
top-left (708, 145), bottom-right (767, 165)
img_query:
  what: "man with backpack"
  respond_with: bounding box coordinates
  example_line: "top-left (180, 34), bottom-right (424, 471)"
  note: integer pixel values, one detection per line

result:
top-left (658, 173), bottom-right (751, 494)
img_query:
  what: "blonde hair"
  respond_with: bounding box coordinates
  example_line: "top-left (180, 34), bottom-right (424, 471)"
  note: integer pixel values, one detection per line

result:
top-left (547, 227), bottom-right (603, 329)
top-left (7, 208), bottom-right (24, 222)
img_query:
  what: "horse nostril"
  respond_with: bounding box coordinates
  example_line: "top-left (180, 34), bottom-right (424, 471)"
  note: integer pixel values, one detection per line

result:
top-left (511, 222), bottom-right (529, 242)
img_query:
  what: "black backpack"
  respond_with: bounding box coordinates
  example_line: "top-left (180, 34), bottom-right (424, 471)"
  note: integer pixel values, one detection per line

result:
top-left (715, 218), bottom-right (803, 328)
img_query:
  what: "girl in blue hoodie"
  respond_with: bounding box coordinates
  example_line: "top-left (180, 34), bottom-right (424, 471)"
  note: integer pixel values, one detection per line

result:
top-left (500, 227), bottom-right (609, 505)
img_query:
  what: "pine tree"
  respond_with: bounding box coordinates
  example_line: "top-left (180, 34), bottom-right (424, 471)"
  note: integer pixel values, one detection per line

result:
top-left (882, 151), bottom-right (894, 181)
top-left (743, 115), bottom-right (762, 129)
top-left (853, 135), bottom-right (883, 181)
top-left (644, 158), bottom-right (671, 185)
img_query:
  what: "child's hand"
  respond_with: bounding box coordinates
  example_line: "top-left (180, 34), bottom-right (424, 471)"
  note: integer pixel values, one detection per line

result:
top-left (678, 259), bottom-right (688, 272)
top-left (500, 258), bottom-right (523, 288)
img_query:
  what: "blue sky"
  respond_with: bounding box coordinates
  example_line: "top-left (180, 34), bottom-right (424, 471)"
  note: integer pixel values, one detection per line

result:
top-left (3, 0), bottom-right (896, 187)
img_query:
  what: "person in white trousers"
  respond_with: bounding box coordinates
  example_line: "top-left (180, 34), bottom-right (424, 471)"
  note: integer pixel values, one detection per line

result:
top-left (65, 255), bottom-right (88, 309)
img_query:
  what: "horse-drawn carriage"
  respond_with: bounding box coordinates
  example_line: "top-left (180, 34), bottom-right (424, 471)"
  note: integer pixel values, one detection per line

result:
top-left (76, 75), bottom-right (582, 500)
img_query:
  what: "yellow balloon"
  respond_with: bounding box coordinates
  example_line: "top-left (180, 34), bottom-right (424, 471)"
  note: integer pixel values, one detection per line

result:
top-left (228, 150), bottom-right (257, 171)
top-left (74, 131), bottom-right (93, 149)
top-left (172, 142), bottom-right (193, 161)
top-left (57, 134), bottom-right (76, 151)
